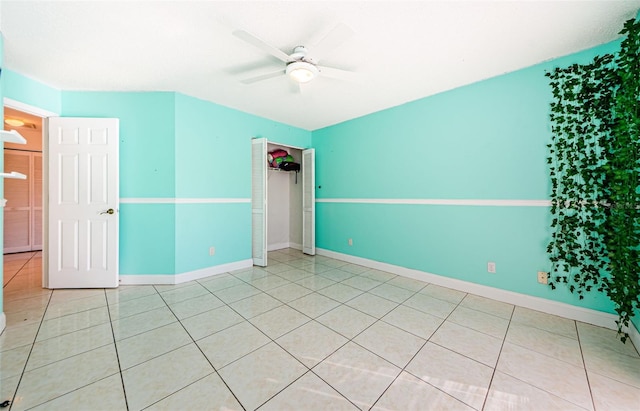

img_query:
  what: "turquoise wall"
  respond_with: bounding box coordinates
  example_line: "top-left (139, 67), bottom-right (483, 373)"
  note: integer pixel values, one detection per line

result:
top-left (3, 70), bottom-right (61, 114)
top-left (173, 93), bottom-right (310, 273)
top-left (312, 40), bottom-right (623, 315)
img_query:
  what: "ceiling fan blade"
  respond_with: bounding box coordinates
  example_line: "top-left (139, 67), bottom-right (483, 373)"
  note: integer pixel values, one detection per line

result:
top-left (233, 29), bottom-right (291, 63)
top-left (240, 69), bottom-right (284, 85)
top-left (311, 23), bottom-right (354, 61)
top-left (317, 65), bottom-right (358, 82)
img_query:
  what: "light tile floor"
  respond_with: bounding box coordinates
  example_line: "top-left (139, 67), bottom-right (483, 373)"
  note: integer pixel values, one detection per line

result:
top-left (1, 249), bottom-right (639, 410)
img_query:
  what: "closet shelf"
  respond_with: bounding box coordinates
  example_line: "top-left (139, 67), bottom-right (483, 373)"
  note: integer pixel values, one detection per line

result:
top-left (0, 171), bottom-right (27, 180)
top-left (1, 130), bottom-right (27, 144)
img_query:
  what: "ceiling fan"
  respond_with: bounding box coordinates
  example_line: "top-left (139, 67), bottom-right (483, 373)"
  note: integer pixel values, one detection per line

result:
top-left (232, 23), bottom-right (356, 88)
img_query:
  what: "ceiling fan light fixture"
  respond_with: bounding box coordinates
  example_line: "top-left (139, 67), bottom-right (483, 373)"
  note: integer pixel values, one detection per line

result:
top-left (286, 61), bottom-right (318, 83)
top-left (4, 118), bottom-right (25, 127)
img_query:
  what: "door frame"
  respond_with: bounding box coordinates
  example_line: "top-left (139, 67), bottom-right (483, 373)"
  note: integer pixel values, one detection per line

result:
top-left (3, 98), bottom-right (59, 287)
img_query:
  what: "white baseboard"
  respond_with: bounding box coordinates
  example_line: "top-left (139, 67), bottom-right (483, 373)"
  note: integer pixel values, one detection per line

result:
top-left (119, 259), bottom-right (253, 285)
top-left (0, 312), bottom-right (5, 335)
top-left (317, 248), bottom-right (640, 344)
top-left (268, 242), bottom-right (302, 252)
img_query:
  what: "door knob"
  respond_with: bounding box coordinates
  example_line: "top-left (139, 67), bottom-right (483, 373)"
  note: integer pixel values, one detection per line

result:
top-left (101, 208), bottom-right (115, 215)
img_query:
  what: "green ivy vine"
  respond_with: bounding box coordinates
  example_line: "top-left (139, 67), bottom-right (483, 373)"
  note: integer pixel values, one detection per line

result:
top-left (546, 17), bottom-right (640, 343)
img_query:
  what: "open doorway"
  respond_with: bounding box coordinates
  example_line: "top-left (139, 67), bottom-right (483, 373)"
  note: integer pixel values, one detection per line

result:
top-left (2, 107), bottom-right (44, 289)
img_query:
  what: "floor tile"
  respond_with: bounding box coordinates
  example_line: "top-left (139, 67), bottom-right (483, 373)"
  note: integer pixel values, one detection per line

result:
top-left (382, 305), bottom-right (443, 340)
top-left (354, 321), bottom-right (425, 368)
top-left (180, 305), bottom-right (244, 340)
top-left (419, 283), bottom-right (467, 304)
top-left (317, 305), bottom-right (377, 339)
top-left (0, 322), bottom-right (40, 352)
top-left (145, 373), bottom-right (243, 411)
top-left (295, 275), bottom-right (336, 291)
top-left (5, 306), bottom-right (47, 327)
top-left (386, 276), bottom-right (427, 292)
top-left (484, 371), bottom-right (586, 411)
top-left (318, 269), bottom-right (356, 282)
top-left (512, 306), bottom-right (578, 339)
top-left (264, 263), bottom-right (293, 274)
top-left (302, 263), bottom-right (334, 274)
top-left (229, 292), bottom-right (283, 318)
top-left (276, 268), bottom-right (313, 282)
top-left (110, 306), bottom-right (177, 341)
top-left (44, 294), bottom-right (107, 320)
top-left (26, 323), bottom-right (114, 371)
top-left (460, 294), bottom-right (514, 319)
top-left (581, 344), bottom-right (640, 389)
top-left (167, 292), bottom-right (224, 319)
top-left (314, 342), bottom-right (401, 410)
top-left (28, 374), bottom-right (127, 411)
top-left (12, 344), bottom-right (120, 411)
top-left (213, 283), bottom-right (262, 304)
top-left (448, 305), bottom-right (510, 339)
top-left (317, 282), bottom-right (363, 303)
top-left (506, 321), bottom-right (583, 367)
top-left (199, 273), bottom-right (245, 291)
top-left (116, 322), bottom-right (192, 370)
top-left (267, 282), bottom-right (313, 302)
top-left (277, 320), bottom-right (348, 368)
top-left (0, 344), bottom-right (31, 380)
top-left (430, 320), bottom-right (503, 367)
top-left (197, 320), bottom-right (270, 369)
top-left (406, 342), bottom-right (493, 410)
top-left (261, 371), bottom-right (358, 410)
top-left (358, 269), bottom-right (396, 282)
top-left (250, 305), bottom-right (311, 339)
top-left (577, 322), bottom-right (639, 357)
top-left (48, 289), bottom-right (105, 306)
top-left (218, 342), bottom-right (307, 410)
top-left (288, 292), bottom-right (341, 318)
top-left (230, 267), bottom-right (270, 282)
top-left (369, 283), bottom-right (414, 303)
top-left (108, 293), bottom-right (167, 320)
top-left (249, 274), bottom-right (291, 291)
top-left (345, 292), bottom-right (399, 319)
top-left (339, 264), bottom-right (370, 275)
top-left (36, 306), bottom-right (110, 342)
top-left (105, 285), bottom-right (158, 305)
top-left (588, 370), bottom-right (640, 411)
top-left (496, 342), bottom-right (593, 410)
top-left (402, 292), bottom-right (457, 318)
top-left (1, 375), bottom-right (20, 407)
top-left (372, 371), bottom-right (474, 411)
top-left (158, 283), bottom-right (209, 305)
top-left (341, 275), bottom-right (383, 291)
top-left (122, 344), bottom-right (213, 411)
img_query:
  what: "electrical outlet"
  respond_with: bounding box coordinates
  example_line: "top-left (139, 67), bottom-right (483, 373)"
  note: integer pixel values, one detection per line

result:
top-left (487, 262), bottom-right (496, 273)
top-left (209, 246), bottom-right (216, 256)
top-left (537, 271), bottom-right (548, 284)
top-left (348, 238), bottom-right (353, 246)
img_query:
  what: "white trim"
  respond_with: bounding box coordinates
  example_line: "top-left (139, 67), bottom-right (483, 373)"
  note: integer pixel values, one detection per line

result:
top-left (119, 198), bottom-right (251, 204)
top-left (3, 98), bottom-right (59, 117)
top-left (118, 259), bottom-right (253, 285)
top-left (268, 242), bottom-right (302, 252)
top-left (0, 312), bottom-right (5, 335)
top-left (316, 248), bottom-right (639, 337)
top-left (316, 198), bottom-right (552, 207)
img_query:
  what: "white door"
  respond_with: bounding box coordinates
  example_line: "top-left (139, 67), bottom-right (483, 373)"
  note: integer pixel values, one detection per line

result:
top-left (47, 117), bottom-right (119, 288)
top-left (302, 148), bottom-right (315, 255)
top-left (251, 138), bottom-right (267, 266)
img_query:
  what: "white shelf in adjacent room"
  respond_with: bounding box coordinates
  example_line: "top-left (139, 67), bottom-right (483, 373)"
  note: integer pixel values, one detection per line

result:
top-left (0, 129), bottom-right (27, 145)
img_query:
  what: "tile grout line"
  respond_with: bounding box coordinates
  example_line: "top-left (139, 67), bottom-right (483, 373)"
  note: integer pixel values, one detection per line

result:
top-left (478, 304), bottom-right (516, 411)
top-left (368, 286), bottom-right (471, 411)
top-left (105, 288), bottom-right (132, 411)
top-left (154, 283), bottom-right (248, 411)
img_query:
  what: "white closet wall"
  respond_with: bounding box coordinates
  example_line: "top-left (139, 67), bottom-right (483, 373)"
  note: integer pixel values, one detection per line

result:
top-left (267, 143), bottom-right (302, 251)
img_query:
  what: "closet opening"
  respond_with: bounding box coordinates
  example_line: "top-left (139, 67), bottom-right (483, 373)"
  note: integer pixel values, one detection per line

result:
top-left (251, 137), bottom-right (315, 267)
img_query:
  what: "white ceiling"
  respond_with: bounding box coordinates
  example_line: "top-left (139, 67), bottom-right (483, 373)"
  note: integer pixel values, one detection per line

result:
top-left (1, 1), bottom-right (639, 130)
